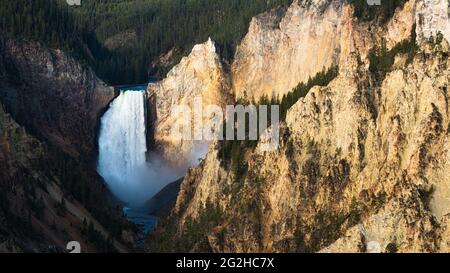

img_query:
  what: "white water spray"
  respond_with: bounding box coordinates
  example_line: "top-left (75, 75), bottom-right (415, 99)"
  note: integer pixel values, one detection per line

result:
top-left (98, 90), bottom-right (179, 206)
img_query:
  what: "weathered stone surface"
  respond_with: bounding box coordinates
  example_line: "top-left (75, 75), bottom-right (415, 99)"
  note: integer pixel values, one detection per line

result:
top-left (0, 103), bottom-right (128, 253)
top-left (147, 38), bottom-right (231, 166)
top-left (150, 0), bottom-right (450, 253)
top-left (232, 0), bottom-right (343, 101)
top-left (0, 35), bottom-right (116, 160)
top-left (415, 0), bottom-right (450, 44)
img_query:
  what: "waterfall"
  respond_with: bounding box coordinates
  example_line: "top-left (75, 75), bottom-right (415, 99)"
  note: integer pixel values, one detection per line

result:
top-left (97, 90), bottom-right (153, 206)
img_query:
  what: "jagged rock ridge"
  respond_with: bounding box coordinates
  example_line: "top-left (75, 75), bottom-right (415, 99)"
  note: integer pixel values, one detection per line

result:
top-left (147, 38), bottom-right (232, 166)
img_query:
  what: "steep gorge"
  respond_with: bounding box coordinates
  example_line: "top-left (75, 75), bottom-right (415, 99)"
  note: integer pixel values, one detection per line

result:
top-left (0, 99), bottom-right (131, 252)
top-left (0, 35), bottom-right (132, 252)
top-left (2, 0), bottom-right (450, 253)
top-left (148, 0), bottom-right (450, 253)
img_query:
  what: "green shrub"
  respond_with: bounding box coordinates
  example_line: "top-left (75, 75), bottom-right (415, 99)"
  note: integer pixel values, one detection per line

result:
top-left (369, 26), bottom-right (418, 79)
top-left (386, 242), bottom-right (398, 253)
top-left (280, 66), bottom-right (339, 120)
top-left (175, 199), bottom-right (224, 252)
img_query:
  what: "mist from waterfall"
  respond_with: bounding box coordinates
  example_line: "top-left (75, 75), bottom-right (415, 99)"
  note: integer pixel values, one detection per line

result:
top-left (97, 90), bottom-right (181, 207)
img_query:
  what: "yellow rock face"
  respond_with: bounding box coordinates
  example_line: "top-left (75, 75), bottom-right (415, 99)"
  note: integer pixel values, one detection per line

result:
top-left (232, 0), bottom-right (343, 101)
top-left (148, 38), bottom-right (231, 166)
top-left (149, 0), bottom-right (450, 253)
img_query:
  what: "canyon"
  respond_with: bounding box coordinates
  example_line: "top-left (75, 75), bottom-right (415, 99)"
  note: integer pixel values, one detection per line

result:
top-left (146, 0), bottom-right (450, 253)
top-left (1, 0), bottom-right (450, 253)
top-left (0, 35), bottom-right (131, 252)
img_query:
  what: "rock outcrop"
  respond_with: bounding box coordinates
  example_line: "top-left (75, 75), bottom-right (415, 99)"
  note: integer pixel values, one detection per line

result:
top-left (231, 0), bottom-right (343, 101)
top-left (147, 38), bottom-right (231, 166)
top-left (0, 35), bottom-right (131, 253)
top-left (0, 35), bottom-right (116, 160)
top-left (415, 0), bottom-right (450, 43)
top-left (232, 0), bottom-right (450, 101)
top-left (0, 102), bottom-right (129, 253)
top-left (149, 0), bottom-right (450, 253)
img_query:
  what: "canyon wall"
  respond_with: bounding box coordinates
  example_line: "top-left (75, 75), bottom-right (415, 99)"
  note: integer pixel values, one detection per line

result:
top-left (0, 101), bottom-right (130, 252)
top-left (232, 0), bottom-right (343, 101)
top-left (415, 0), bottom-right (450, 43)
top-left (0, 35), bottom-right (130, 252)
top-left (148, 0), bottom-right (450, 253)
top-left (0, 35), bottom-right (116, 160)
top-left (147, 38), bottom-right (231, 166)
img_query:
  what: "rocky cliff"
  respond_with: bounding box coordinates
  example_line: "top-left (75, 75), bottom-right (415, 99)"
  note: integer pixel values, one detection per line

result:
top-left (148, 0), bottom-right (450, 253)
top-left (231, 0), bottom-right (450, 101)
top-left (0, 35), bottom-right (131, 253)
top-left (416, 0), bottom-right (450, 43)
top-left (0, 102), bottom-right (130, 253)
top-left (232, 0), bottom-right (342, 101)
top-left (0, 35), bottom-right (116, 161)
top-left (147, 38), bottom-right (231, 166)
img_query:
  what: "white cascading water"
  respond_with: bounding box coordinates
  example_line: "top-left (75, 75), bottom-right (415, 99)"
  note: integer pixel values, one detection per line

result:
top-left (98, 90), bottom-right (155, 206)
top-left (97, 89), bottom-right (204, 209)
